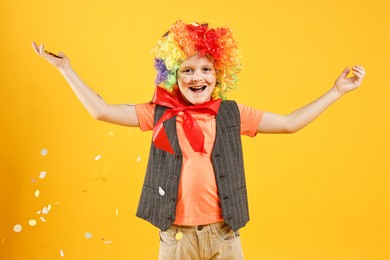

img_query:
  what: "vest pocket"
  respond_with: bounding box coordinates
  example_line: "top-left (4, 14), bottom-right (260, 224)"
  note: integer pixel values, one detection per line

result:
top-left (142, 185), bottom-right (159, 194)
top-left (235, 186), bottom-right (247, 194)
top-left (223, 124), bottom-right (240, 132)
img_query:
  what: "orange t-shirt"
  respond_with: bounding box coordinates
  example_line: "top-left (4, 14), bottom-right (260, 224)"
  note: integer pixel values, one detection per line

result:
top-left (135, 102), bottom-right (263, 226)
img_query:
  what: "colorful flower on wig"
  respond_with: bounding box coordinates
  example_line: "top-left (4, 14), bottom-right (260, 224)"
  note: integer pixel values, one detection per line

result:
top-left (153, 21), bottom-right (242, 100)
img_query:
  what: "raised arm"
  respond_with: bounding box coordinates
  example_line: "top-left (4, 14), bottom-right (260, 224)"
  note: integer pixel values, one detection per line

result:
top-left (31, 42), bottom-right (139, 127)
top-left (258, 65), bottom-right (366, 133)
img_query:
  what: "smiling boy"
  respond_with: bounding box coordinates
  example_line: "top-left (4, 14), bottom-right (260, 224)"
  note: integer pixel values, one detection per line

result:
top-left (176, 55), bottom-right (217, 105)
top-left (32, 20), bottom-right (365, 260)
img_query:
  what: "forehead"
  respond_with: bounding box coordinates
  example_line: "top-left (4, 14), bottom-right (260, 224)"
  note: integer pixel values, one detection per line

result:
top-left (180, 55), bottom-right (214, 67)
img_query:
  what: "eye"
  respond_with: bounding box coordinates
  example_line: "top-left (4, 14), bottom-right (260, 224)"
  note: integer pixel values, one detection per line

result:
top-left (180, 68), bottom-right (193, 73)
top-left (202, 67), bottom-right (214, 72)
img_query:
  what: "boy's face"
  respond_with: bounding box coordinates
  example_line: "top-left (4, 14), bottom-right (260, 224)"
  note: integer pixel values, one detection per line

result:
top-left (177, 55), bottom-right (216, 105)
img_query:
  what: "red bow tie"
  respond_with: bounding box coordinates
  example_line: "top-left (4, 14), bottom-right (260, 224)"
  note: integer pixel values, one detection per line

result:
top-left (152, 86), bottom-right (221, 154)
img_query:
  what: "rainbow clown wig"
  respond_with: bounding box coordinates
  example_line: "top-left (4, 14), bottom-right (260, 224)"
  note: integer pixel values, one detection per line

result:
top-left (153, 21), bottom-right (242, 100)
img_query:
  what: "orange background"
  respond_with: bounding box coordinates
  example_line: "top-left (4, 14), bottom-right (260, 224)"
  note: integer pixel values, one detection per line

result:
top-left (1, 0), bottom-right (389, 259)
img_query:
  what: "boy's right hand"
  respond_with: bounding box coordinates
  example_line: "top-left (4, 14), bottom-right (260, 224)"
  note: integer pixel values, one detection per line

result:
top-left (31, 42), bottom-right (70, 71)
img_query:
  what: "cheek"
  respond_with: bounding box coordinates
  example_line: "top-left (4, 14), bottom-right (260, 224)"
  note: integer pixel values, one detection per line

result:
top-left (205, 74), bottom-right (216, 84)
top-left (178, 75), bottom-right (191, 84)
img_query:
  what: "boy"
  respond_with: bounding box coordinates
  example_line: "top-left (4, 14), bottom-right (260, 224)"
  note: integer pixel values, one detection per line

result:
top-left (32, 20), bottom-right (365, 260)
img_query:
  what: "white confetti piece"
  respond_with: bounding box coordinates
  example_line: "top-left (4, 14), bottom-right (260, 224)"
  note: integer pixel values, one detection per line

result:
top-left (40, 216), bottom-right (46, 223)
top-left (158, 187), bottom-right (165, 196)
top-left (37, 210), bottom-right (41, 214)
top-left (52, 201), bottom-right (60, 205)
top-left (103, 240), bottom-right (112, 244)
top-left (42, 206), bottom-right (47, 214)
top-left (60, 249), bottom-right (64, 257)
top-left (85, 232), bottom-right (92, 239)
top-left (95, 155), bottom-right (102, 161)
top-left (115, 209), bottom-right (119, 216)
top-left (13, 224), bottom-right (22, 233)
top-left (40, 148), bottom-right (48, 156)
top-left (29, 219), bottom-right (37, 226)
top-left (39, 171), bottom-right (47, 179)
top-left (136, 156), bottom-right (141, 162)
top-left (47, 204), bottom-right (52, 214)
top-left (35, 190), bottom-right (40, 198)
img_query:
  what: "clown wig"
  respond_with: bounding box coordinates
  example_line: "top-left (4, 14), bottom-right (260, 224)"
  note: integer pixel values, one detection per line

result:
top-left (153, 21), bottom-right (242, 100)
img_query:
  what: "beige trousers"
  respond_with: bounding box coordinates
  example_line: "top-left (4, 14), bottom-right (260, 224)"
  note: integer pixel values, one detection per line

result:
top-left (158, 221), bottom-right (244, 260)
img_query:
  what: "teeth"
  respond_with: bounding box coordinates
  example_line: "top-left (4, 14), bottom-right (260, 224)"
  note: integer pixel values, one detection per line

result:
top-left (190, 86), bottom-right (206, 90)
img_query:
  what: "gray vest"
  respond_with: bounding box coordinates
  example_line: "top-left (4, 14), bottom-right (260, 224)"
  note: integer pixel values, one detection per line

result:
top-left (136, 100), bottom-right (249, 231)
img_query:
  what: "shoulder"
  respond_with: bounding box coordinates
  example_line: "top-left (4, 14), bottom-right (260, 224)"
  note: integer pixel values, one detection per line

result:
top-left (221, 100), bottom-right (237, 106)
top-left (218, 100), bottom-right (240, 122)
top-left (220, 100), bottom-right (238, 111)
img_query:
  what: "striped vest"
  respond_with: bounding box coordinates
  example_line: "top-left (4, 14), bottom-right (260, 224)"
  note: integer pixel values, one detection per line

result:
top-left (136, 100), bottom-right (249, 231)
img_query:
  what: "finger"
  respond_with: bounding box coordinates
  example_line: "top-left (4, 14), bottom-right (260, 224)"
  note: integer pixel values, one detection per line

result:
top-left (39, 43), bottom-right (45, 56)
top-left (40, 44), bottom-right (56, 59)
top-left (339, 67), bottom-right (350, 79)
top-left (352, 67), bottom-right (365, 78)
top-left (353, 64), bottom-right (365, 72)
top-left (31, 42), bottom-right (40, 54)
top-left (360, 66), bottom-right (366, 74)
top-left (352, 69), bottom-right (364, 78)
top-left (355, 65), bottom-right (366, 76)
top-left (353, 78), bottom-right (363, 87)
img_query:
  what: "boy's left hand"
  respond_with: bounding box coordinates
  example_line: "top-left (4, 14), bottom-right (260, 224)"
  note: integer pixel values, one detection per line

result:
top-left (334, 65), bottom-right (366, 95)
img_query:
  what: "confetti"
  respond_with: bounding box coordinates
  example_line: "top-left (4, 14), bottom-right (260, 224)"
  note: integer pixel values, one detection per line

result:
top-left (60, 249), bottom-right (64, 257)
top-left (39, 171), bottom-right (47, 179)
top-left (103, 240), bottom-right (112, 244)
top-left (115, 209), bottom-right (119, 216)
top-left (52, 202), bottom-right (60, 205)
top-left (40, 216), bottom-right (46, 223)
top-left (42, 206), bottom-right (47, 214)
top-left (85, 232), bottom-right (92, 239)
top-left (35, 190), bottom-right (40, 198)
top-left (37, 210), bottom-right (41, 214)
top-left (95, 155), bottom-right (102, 161)
top-left (158, 187), bottom-right (165, 196)
top-left (47, 204), bottom-right (52, 214)
top-left (40, 148), bottom-right (48, 156)
top-left (31, 178), bottom-right (37, 183)
top-left (137, 156), bottom-right (141, 162)
top-left (13, 224), bottom-right (22, 233)
top-left (29, 219), bottom-right (37, 226)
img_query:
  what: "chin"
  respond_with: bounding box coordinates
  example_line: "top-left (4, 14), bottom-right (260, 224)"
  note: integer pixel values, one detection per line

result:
top-left (187, 96), bottom-right (211, 105)
top-left (179, 87), bottom-right (215, 105)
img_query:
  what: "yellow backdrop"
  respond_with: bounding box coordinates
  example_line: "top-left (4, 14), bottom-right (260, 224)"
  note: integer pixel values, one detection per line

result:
top-left (1, 0), bottom-right (389, 259)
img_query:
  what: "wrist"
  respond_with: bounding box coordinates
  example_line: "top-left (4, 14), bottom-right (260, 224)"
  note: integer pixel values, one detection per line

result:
top-left (330, 85), bottom-right (344, 99)
top-left (58, 64), bottom-right (73, 75)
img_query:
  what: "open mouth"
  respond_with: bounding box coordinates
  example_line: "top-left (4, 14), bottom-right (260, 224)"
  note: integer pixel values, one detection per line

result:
top-left (189, 85), bottom-right (207, 93)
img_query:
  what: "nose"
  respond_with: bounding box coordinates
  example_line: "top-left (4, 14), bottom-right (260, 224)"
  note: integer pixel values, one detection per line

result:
top-left (190, 70), bottom-right (202, 82)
